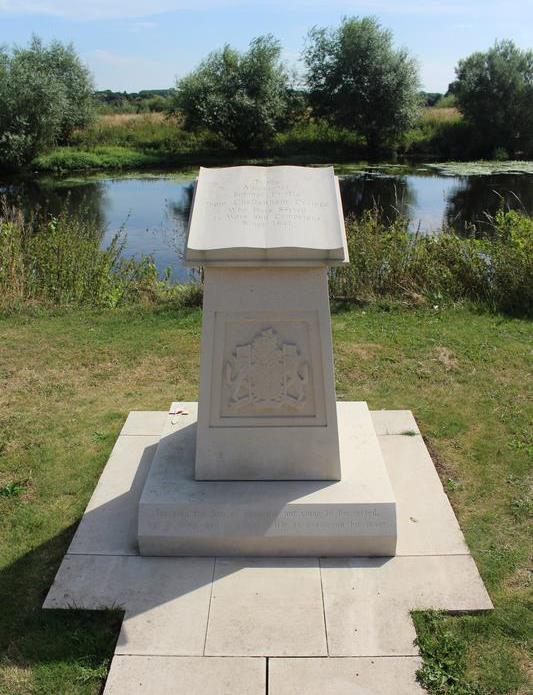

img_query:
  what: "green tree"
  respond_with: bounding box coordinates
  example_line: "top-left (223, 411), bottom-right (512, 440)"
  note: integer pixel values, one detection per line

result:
top-left (451, 40), bottom-right (533, 157)
top-left (303, 17), bottom-right (421, 151)
top-left (0, 37), bottom-right (94, 169)
top-left (169, 35), bottom-right (290, 151)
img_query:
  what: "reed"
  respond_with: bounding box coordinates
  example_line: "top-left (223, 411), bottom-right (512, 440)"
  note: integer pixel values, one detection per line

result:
top-left (329, 208), bottom-right (532, 316)
top-left (0, 198), bottom-right (159, 310)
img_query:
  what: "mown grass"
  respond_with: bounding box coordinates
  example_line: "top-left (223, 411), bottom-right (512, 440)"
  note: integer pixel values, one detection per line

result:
top-left (32, 113), bottom-right (231, 173)
top-left (33, 146), bottom-right (168, 173)
top-left (0, 303), bottom-right (531, 693)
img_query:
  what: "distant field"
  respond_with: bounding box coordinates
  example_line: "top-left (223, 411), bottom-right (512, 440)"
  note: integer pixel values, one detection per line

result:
top-left (421, 106), bottom-right (461, 123)
top-left (96, 112), bottom-right (169, 126)
top-left (93, 107), bottom-right (462, 127)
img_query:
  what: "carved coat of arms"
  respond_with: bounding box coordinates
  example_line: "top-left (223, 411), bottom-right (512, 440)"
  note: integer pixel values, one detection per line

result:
top-left (225, 328), bottom-right (309, 411)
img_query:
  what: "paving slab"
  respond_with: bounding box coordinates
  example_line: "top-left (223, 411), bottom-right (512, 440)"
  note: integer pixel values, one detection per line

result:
top-left (321, 555), bottom-right (492, 656)
top-left (370, 410), bottom-right (421, 436)
top-left (44, 554), bottom-right (214, 655)
top-left (269, 656), bottom-right (425, 695)
top-left (69, 434), bottom-right (160, 556)
top-left (379, 433), bottom-right (469, 556)
top-left (120, 411), bottom-right (168, 436)
top-left (205, 558), bottom-right (327, 656)
top-left (103, 656), bottom-right (266, 694)
top-left (42, 408), bottom-right (494, 686)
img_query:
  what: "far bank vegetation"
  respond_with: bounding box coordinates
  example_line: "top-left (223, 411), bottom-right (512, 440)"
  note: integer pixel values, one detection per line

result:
top-left (1, 20), bottom-right (532, 173)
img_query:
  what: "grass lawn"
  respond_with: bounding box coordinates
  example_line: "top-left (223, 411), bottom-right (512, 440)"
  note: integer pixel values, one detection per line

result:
top-left (0, 303), bottom-right (531, 694)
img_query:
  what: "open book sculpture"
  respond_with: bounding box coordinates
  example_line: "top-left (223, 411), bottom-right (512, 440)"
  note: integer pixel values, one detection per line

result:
top-left (186, 165), bottom-right (348, 264)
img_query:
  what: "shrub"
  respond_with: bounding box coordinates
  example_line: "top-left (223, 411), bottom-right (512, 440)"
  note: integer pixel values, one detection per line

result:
top-left (0, 36), bottom-right (94, 169)
top-left (270, 120), bottom-right (363, 158)
top-left (304, 17), bottom-right (421, 152)
top-left (169, 35), bottom-right (290, 152)
top-left (329, 209), bottom-right (532, 316)
top-left (451, 40), bottom-right (533, 158)
top-left (0, 200), bottom-right (158, 309)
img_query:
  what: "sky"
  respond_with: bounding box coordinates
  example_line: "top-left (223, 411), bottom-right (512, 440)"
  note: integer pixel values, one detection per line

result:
top-left (0, 0), bottom-right (532, 93)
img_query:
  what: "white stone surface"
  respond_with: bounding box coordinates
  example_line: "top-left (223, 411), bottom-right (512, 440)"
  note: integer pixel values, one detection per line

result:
top-left (42, 408), bottom-right (493, 694)
top-left (104, 656), bottom-right (266, 695)
top-left (269, 656), bottom-right (425, 695)
top-left (205, 558), bottom-right (327, 656)
top-left (44, 554), bottom-right (214, 655)
top-left (195, 266), bottom-right (342, 480)
top-left (371, 409), bottom-right (420, 436)
top-left (69, 434), bottom-right (159, 556)
top-left (120, 411), bottom-right (167, 436)
top-left (138, 402), bottom-right (397, 556)
top-left (186, 165), bottom-right (347, 265)
top-left (321, 555), bottom-right (493, 656)
top-left (380, 434), bottom-right (469, 556)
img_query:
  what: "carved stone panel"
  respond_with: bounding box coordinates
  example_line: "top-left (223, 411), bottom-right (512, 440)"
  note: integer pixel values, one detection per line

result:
top-left (210, 311), bottom-right (326, 428)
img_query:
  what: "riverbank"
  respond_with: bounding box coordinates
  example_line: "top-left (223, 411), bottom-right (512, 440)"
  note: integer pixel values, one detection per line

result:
top-left (2, 204), bottom-right (531, 317)
top-left (0, 302), bottom-right (530, 694)
top-left (27, 108), bottom-right (471, 175)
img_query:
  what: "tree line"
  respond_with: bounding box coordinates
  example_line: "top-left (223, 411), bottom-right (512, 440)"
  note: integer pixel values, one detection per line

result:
top-left (0, 18), bottom-right (532, 169)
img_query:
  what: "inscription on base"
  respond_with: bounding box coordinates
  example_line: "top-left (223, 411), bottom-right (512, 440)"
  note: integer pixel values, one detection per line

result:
top-left (151, 507), bottom-right (393, 536)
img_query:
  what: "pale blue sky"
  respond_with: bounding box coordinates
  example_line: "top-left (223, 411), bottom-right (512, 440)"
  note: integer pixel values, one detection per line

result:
top-left (1, 0), bottom-right (531, 92)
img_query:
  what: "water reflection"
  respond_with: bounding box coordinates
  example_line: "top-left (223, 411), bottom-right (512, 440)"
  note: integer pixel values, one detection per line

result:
top-left (1, 168), bottom-right (531, 279)
top-left (444, 174), bottom-right (533, 234)
top-left (338, 173), bottom-right (416, 226)
top-left (1, 178), bottom-right (108, 236)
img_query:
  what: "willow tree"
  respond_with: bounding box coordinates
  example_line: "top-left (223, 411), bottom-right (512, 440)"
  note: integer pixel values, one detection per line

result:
top-left (0, 36), bottom-right (94, 168)
top-left (451, 40), bottom-right (533, 157)
top-left (170, 35), bottom-right (290, 152)
top-left (304, 17), bottom-right (421, 152)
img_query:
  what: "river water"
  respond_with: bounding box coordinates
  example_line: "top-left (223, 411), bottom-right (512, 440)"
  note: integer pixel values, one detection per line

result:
top-left (2, 163), bottom-right (532, 281)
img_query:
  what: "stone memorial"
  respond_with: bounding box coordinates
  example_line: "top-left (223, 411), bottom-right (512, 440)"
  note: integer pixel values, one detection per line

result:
top-left (138, 165), bottom-right (398, 555)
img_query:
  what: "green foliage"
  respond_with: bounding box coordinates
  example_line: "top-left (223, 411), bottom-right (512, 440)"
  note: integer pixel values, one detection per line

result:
top-left (68, 114), bottom-right (227, 155)
top-left (304, 17), bottom-right (422, 150)
top-left (329, 209), bottom-right (532, 316)
top-left (271, 119), bottom-right (364, 158)
top-left (0, 36), bottom-right (94, 169)
top-left (32, 145), bottom-right (169, 173)
top-left (414, 612), bottom-right (480, 694)
top-left (451, 40), bottom-right (533, 157)
top-left (0, 480), bottom-right (28, 498)
top-left (434, 93), bottom-right (457, 108)
top-left (170, 35), bottom-right (290, 151)
top-left (95, 89), bottom-right (172, 114)
top-left (0, 201), bottom-right (159, 309)
top-left (421, 91), bottom-right (444, 107)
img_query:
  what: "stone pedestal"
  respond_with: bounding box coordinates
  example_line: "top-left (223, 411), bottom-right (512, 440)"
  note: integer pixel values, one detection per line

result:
top-left (195, 266), bottom-right (340, 480)
top-left (137, 165), bottom-right (398, 557)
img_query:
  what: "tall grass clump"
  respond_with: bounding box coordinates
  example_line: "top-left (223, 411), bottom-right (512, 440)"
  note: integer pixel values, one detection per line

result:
top-left (0, 199), bottom-right (159, 310)
top-left (69, 113), bottom-right (228, 155)
top-left (270, 120), bottom-right (364, 159)
top-left (329, 208), bottom-right (532, 316)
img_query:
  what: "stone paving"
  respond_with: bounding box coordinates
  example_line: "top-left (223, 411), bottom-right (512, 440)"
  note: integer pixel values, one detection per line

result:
top-left (44, 408), bottom-right (492, 694)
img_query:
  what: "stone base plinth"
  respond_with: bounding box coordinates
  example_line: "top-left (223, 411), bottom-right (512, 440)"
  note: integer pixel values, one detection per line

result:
top-left (138, 402), bottom-right (397, 557)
